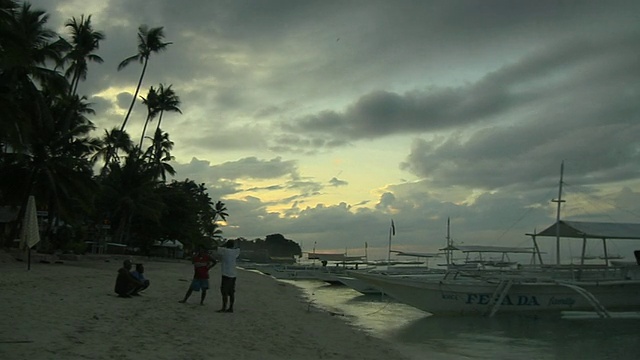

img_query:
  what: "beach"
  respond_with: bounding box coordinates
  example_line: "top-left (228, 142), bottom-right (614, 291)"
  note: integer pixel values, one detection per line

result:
top-left (0, 251), bottom-right (409, 360)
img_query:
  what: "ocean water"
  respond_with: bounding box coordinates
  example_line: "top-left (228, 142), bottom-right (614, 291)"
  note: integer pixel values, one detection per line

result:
top-left (288, 280), bottom-right (640, 360)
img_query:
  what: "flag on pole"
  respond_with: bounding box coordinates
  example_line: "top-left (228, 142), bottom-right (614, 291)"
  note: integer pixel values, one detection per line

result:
top-left (20, 195), bottom-right (41, 250)
top-left (20, 195), bottom-right (41, 271)
top-left (391, 219), bottom-right (395, 236)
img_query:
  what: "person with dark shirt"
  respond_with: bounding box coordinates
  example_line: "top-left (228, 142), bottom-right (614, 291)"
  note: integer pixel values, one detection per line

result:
top-left (114, 259), bottom-right (144, 298)
top-left (179, 246), bottom-right (217, 305)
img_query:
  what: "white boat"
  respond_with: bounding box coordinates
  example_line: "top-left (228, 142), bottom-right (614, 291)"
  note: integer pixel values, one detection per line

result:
top-left (256, 252), bottom-right (365, 281)
top-left (349, 163), bottom-right (640, 317)
top-left (599, 254), bottom-right (623, 260)
top-left (333, 275), bottom-right (382, 294)
top-left (334, 266), bottom-right (448, 295)
top-left (349, 267), bottom-right (640, 316)
top-left (257, 263), bottom-right (328, 280)
top-left (314, 270), bottom-right (351, 284)
top-left (343, 245), bottom-right (536, 297)
top-left (328, 249), bottom-right (445, 294)
top-left (339, 228), bottom-right (536, 295)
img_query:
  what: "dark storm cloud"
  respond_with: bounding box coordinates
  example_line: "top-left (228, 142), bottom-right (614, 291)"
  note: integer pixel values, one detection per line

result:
top-left (115, 92), bottom-right (130, 110)
top-left (375, 192), bottom-right (397, 211)
top-left (284, 31), bottom-right (640, 144)
top-left (268, 134), bottom-right (350, 154)
top-left (34, 0), bottom-right (640, 154)
top-left (400, 120), bottom-right (640, 191)
top-left (172, 156), bottom-right (299, 183)
top-left (87, 96), bottom-right (111, 117)
top-left (180, 125), bottom-right (269, 153)
top-left (244, 178), bottom-right (323, 195)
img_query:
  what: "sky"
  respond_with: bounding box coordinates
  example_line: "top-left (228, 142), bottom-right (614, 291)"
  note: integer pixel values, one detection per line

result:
top-left (30, 0), bottom-right (640, 263)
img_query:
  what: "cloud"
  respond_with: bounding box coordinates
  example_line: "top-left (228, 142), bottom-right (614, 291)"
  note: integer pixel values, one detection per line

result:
top-left (329, 177), bottom-right (348, 187)
top-left (172, 156), bottom-right (299, 183)
top-left (28, 0), bottom-right (640, 257)
top-left (280, 32), bottom-right (640, 148)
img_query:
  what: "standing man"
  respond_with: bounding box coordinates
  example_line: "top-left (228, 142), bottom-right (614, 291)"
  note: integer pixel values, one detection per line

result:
top-left (179, 246), bottom-right (216, 305)
top-left (216, 240), bottom-right (240, 313)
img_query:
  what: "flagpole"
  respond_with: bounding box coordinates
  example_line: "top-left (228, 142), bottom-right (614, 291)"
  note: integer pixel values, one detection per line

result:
top-left (387, 219), bottom-right (394, 269)
top-left (312, 241), bottom-right (317, 265)
top-left (387, 226), bottom-right (392, 266)
top-left (365, 242), bottom-right (368, 264)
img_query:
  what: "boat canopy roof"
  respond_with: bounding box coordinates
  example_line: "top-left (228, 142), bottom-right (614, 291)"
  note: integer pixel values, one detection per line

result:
top-left (441, 245), bottom-right (537, 254)
top-left (390, 250), bottom-right (440, 258)
top-left (307, 252), bottom-right (364, 262)
top-left (531, 220), bottom-right (640, 240)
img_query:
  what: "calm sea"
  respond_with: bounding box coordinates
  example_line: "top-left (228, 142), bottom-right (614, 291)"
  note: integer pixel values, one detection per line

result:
top-left (288, 280), bottom-right (640, 360)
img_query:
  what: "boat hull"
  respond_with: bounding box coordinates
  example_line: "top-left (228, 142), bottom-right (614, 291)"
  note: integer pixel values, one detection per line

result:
top-left (257, 264), bottom-right (347, 281)
top-left (335, 275), bottom-right (382, 294)
top-left (349, 271), bottom-right (640, 316)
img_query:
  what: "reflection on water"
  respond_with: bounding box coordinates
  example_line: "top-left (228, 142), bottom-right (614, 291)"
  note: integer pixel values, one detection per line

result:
top-left (288, 280), bottom-right (640, 360)
top-left (393, 315), bottom-right (640, 360)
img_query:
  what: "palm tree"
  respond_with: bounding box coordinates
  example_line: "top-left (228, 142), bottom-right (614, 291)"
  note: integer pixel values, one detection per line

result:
top-left (211, 222), bottom-right (223, 241)
top-left (62, 14), bottom-right (104, 96)
top-left (0, 86), bottom-right (100, 249)
top-left (38, 90), bottom-right (99, 239)
top-left (94, 127), bottom-right (134, 175)
top-left (117, 25), bottom-right (171, 132)
top-left (208, 200), bottom-right (228, 243)
top-left (139, 85), bottom-right (159, 147)
top-left (153, 83), bottom-right (181, 134)
top-left (0, 0), bottom-right (18, 24)
top-left (0, 2), bottom-right (74, 247)
top-left (151, 84), bottom-right (181, 160)
top-left (212, 200), bottom-right (228, 223)
top-left (139, 84), bottom-right (181, 149)
top-left (0, 2), bottom-right (69, 152)
top-left (100, 149), bottom-right (163, 244)
top-left (145, 128), bottom-right (175, 182)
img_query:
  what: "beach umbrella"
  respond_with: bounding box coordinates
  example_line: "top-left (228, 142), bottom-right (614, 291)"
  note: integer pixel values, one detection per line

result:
top-left (20, 195), bottom-right (41, 270)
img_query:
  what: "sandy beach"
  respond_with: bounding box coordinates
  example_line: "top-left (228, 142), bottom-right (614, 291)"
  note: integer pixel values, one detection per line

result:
top-left (0, 251), bottom-right (409, 360)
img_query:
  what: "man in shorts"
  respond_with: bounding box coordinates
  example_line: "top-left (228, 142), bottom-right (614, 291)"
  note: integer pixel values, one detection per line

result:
top-left (179, 246), bottom-right (216, 305)
top-left (216, 240), bottom-right (240, 313)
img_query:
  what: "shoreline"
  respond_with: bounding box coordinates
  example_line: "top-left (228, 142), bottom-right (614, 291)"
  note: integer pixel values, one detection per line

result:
top-left (0, 251), bottom-right (410, 360)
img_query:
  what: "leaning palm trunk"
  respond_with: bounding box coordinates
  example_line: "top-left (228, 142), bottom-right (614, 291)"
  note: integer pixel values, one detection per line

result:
top-left (119, 58), bottom-right (148, 132)
top-left (155, 110), bottom-right (165, 134)
top-left (100, 146), bottom-right (119, 177)
top-left (68, 67), bottom-right (79, 96)
top-left (139, 113), bottom-right (152, 147)
top-left (153, 116), bottom-right (163, 162)
top-left (70, 69), bottom-right (82, 96)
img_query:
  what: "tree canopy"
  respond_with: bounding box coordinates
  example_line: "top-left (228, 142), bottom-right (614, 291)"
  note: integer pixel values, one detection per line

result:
top-left (0, 1), bottom-right (303, 257)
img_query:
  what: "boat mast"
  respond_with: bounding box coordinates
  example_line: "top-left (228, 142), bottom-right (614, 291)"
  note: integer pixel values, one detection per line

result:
top-left (551, 161), bottom-right (565, 265)
top-left (445, 217), bottom-right (451, 265)
top-left (364, 242), bottom-right (368, 264)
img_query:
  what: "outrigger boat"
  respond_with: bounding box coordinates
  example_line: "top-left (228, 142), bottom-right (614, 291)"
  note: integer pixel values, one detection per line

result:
top-left (349, 163), bottom-right (640, 317)
top-left (332, 251), bottom-right (443, 295)
top-left (257, 252), bottom-right (365, 281)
